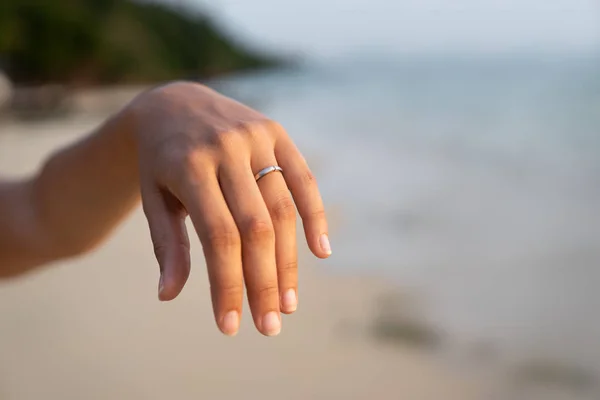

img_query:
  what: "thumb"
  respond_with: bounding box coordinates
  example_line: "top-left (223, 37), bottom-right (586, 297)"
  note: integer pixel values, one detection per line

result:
top-left (141, 183), bottom-right (190, 301)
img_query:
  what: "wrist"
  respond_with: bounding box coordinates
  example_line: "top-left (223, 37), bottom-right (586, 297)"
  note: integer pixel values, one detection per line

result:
top-left (109, 106), bottom-right (139, 165)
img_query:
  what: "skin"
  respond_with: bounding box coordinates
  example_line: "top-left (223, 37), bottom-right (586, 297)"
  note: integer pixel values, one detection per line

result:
top-left (0, 81), bottom-right (331, 337)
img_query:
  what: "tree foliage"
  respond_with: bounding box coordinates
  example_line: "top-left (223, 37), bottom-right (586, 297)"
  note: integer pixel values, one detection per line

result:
top-left (0, 0), bottom-right (278, 84)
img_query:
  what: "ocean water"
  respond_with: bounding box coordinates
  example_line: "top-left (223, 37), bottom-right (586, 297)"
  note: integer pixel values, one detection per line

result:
top-left (210, 54), bottom-right (600, 369)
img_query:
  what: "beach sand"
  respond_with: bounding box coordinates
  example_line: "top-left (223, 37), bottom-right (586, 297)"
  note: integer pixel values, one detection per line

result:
top-left (0, 101), bottom-right (489, 399)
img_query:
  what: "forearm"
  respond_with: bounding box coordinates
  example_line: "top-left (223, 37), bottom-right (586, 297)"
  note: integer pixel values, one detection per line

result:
top-left (0, 109), bottom-right (141, 277)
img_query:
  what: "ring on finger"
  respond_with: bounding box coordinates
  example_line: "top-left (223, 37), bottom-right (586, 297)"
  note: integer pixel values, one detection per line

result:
top-left (254, 165), bottom-right (283, 182)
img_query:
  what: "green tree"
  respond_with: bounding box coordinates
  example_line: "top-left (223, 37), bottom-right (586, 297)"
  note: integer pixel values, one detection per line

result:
top-left (0, 0), bottom-right (279, 84)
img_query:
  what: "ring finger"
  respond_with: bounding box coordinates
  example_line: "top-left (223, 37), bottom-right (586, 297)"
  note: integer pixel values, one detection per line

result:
top-left (252, 147), bottom-right (298, 315)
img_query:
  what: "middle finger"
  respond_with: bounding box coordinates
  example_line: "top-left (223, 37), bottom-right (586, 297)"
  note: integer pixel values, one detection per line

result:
top-left (219, 159), bottom-right (281, 336)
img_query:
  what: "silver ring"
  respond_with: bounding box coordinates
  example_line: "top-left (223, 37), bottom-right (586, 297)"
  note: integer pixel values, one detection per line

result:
top-left (254, 165), bottom-right (283, 182)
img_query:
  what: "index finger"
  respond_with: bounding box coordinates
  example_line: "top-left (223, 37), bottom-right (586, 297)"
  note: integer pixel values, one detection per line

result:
top-left (274, 135), bottom-right (331, 259)
top-left (172, 163), bottom-right (244, 337)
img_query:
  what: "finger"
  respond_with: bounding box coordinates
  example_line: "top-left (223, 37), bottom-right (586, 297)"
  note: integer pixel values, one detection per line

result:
top-left (252, 149), bottom-right (298, 315)
top-left (174, 162), bottom-right (243, 337)
top-left (274, 136), bottom-right (331, 259)
top-left (220, 159), bottom-right (281, 336)
top-left (141, 182), bottom-right (190, 301)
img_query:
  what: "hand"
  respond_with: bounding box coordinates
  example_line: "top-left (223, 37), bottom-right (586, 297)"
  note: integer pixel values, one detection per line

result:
top-left (128, 82), bottom-right (331, 336)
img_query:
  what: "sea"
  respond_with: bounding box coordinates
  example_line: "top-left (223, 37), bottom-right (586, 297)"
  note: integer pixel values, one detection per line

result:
top-left (210, 53), bottom-right (600, 372)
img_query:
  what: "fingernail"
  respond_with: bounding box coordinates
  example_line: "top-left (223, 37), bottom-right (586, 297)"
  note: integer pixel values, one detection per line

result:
top-left (261, 311), bottom-right (281, 336)
top-left (158, 275), bottom-right (164, 300)
top-left (319, 234), bottom-right (332, 255)
top-left (222, 311), bottom-right (239, 336)
top-left (282, 289), bottom-right (297, 312)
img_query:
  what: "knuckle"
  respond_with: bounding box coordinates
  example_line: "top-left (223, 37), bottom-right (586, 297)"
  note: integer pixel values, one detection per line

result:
top-left (255, 283), bottom-right (279, 298)
top-left (299, 169), bottom-right (317, 186)
top-left (310, 208), bottom-right (327, 220)
top-left (271, 195), bottom-right (297, 221)
top-left (179, 148), bottom-right (202, 170)
top-left (167, 154), bottom-right (203, 192)
top-left (152, 241), bottom-right (169, 267)
top-left (212, 127), bottom-right (243, 151)
top-left (240, 216), bottom-right (274, 243)
top-left (279, 260), bottom-right (298, 273)
top-left (235, 120), bottom-right (256, 134)
top-left (264, 119), bottom-right (285, 133)
top-left (156, 143), bottom-right (206, 187)
top-left (212, 282), bottom-right (244, 299)
top-left (212, 119), bottom-right (282, 151)
top-left (263, 119), bottom-right (286, 138)
top-left (205, 225), bottom-right (241, 250)
top-left (178, 148), bottom-right (209, 177)
top-left (236, 120), bottom-right (264, 143)
top-left (239, 120), bottom-right (281, 143)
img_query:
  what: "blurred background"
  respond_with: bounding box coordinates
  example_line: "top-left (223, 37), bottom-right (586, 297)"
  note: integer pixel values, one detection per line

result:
top-left (1, 1), bottom-right (600, 399)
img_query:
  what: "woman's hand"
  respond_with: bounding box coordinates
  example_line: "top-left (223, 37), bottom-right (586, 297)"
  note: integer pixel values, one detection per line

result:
top-left (129, 82), bottom-right (331, 336)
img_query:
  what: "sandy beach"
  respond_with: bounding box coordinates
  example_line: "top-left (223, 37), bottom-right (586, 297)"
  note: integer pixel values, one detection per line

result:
top-left (0, 98), bottom-right (488, 400)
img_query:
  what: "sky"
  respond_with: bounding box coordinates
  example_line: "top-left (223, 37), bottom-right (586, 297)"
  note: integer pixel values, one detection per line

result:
top-left (172, 0), bottom-right (600, 58)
